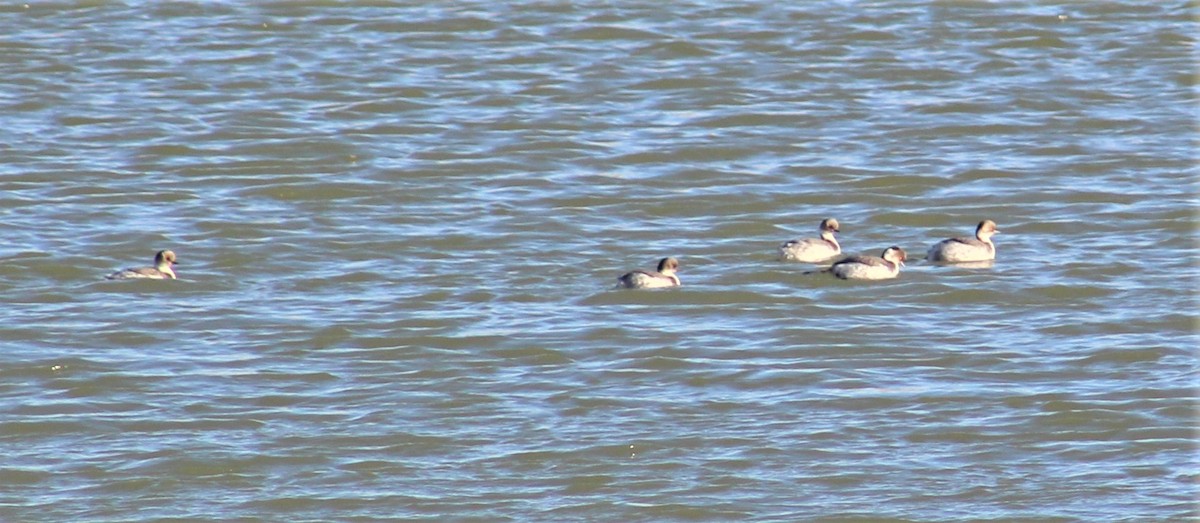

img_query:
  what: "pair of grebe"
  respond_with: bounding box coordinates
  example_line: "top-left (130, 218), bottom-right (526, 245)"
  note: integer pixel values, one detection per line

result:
top-left (618, 219), bottom-right (999, 288)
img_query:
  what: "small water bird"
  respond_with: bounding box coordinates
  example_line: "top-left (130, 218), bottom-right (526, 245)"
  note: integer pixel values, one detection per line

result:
top-left (617, 257), bottom-right (680, 289)
top-left (106, 250), bottom-right (179, 280)
top-left (926, 220), bottom-right (999, 263)
top-left (809, 246), bottom-right (906, 280)
top-left (779, 218), bottom-right (841, 263)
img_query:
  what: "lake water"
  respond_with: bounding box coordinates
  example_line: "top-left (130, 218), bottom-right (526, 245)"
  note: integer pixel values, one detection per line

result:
top-left (0, 1), bottom-right (1196, 521)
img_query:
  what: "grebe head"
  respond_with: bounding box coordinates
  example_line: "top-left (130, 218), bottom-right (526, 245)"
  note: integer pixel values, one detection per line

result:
top-left (976, 220), bottom-right (999, 241)
top-left (819, 218), bottom-right (840, 234)
top-left (155, 250), bottom-right (178, 267)
top-left (656, 257), bottom-right (680, 275)
top-left (882, 246), bottom-right (907, 266)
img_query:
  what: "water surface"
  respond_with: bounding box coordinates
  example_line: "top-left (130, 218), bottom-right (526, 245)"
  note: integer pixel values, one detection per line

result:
top-left (0, 1), bottom-right (1196, 521)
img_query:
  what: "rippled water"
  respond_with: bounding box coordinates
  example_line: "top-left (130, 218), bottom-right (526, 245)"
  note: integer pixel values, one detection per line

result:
top-left (1, 1), bottom-right (1196, 521)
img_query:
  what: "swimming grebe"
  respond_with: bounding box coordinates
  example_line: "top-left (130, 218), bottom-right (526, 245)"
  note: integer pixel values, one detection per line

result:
top-left (617, 257), bottom-right (680, 289)
top-left (106, 250), bottom-right (179, 280)
top-left (779, 218), bottom-right (841, 263)
top-left (819, 246), bottom-right (906, 280)
top-left (926, 220), bottom-right (999, 263)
